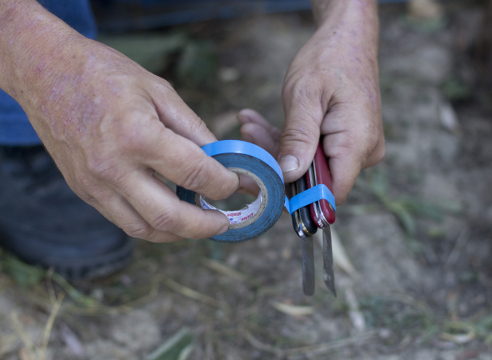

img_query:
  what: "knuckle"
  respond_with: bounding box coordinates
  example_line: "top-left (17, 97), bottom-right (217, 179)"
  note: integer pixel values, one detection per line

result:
top-left (150, 210), bottom-right (179, 233)
top-left (117, 115), bottom-right (160, 153)
top-left (75, 169), bottom-right (100, 191)
top-left (178, 160), bottom-right (213, 192)
top-left (282, 73), bottom-right (323, 104)
top-left (69, 171), bottom-right (108, 206)
top-left (374, 141), bottom-right (386, 162)
top-left (187, 118), bottom-right (209, 137)
top-left (281, 124), bottom-right (318, 147)
top-left (86, 154), bottom-right (119, 182)
top-left (363, 125), bottom-right (383, 157)
top-left (282, 80), bottom-right (311, 104)
top-left (369, 140), bottom-right (386, 166)
top-left (364, 133), bottom-right (380, 157)
top-left (356, 111), bottom-right (384, 160)
top-left (336, 193), bottom-right (349, 206)
top-left (155, 77), bottom-right (174, 91)
top-left (124, 222), bottom-right (153, 239)
top-left (73, 185), bottom-right (97, 205)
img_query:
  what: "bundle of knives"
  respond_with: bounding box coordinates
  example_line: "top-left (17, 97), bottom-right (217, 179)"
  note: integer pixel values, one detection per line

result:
top-left (290, 141), bottom-right (336, 297)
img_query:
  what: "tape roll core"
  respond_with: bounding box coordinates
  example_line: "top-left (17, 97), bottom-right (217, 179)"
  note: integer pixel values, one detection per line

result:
top-left (195, 167), bottom-right (268, 230)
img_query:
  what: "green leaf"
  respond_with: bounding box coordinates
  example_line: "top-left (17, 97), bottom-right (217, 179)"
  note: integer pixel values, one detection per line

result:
top-left (146, 328), bottom-right (194, 360)
top-left (386, 200), bottom-right (416, 236)
top-left (50, 272), bottom-right (96, 307)
top-left (369, 170), bottom-right (389, 196)
top-left (4, 255), bottom-right (45, 287)
top-left (441, 77), bottom-right (471, 101)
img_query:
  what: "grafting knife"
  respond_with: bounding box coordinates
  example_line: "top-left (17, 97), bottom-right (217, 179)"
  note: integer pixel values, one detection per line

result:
top-left (306, 142), bottom-right (337, 297)
top-left (290, 176), bottom-right (317, 296)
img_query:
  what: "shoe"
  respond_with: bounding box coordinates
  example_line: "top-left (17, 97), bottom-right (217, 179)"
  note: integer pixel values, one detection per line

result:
top-left (0, 146), bottom-right (133, 280)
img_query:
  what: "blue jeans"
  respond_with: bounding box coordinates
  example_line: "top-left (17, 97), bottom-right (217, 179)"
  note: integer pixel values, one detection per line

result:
top-left (0, 0), bottom-right (96, 145)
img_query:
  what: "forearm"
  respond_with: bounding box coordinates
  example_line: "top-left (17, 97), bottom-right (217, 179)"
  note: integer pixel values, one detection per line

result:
top-left (310, 0), bottom-right (379, 64)
top-left (307, 0), bottom-right (380, 87)
top-left (310, 0), bottom-right (378, 29)
top-left (0, 0), bottom-right (85, 107)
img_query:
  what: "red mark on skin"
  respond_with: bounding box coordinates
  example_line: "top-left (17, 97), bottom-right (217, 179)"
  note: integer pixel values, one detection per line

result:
top-left (34, 60), bottom-right (46, 75)
top-left (42, 52), bottom-right (112, 143)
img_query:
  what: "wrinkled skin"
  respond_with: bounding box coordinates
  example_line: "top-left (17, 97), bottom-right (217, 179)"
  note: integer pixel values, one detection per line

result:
top-left (0, 1), bottom-right (239, 243)
top-left (0, 0), bottom-right (383, 243)
top-left (240, 0), bottom-right (385, 204)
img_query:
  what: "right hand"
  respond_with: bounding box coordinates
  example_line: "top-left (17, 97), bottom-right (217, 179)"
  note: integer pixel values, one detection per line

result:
top-left (16, 35), bottom-right (239, 243)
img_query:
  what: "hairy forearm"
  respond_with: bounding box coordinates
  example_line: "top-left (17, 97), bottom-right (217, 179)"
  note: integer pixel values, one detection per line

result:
top-left (0, 0), bottom-right (85, 107)
top-left (310, 0), bottom-right (378, 28)
top-left (308, 0), bottom-right (379, 73)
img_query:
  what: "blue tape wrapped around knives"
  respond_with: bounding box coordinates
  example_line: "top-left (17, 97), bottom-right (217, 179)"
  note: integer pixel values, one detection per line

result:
top-left (176, 140), bottom-right (336, 243)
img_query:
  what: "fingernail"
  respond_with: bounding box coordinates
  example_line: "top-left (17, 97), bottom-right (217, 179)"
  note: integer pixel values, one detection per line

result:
top-left (238, 114), bottom-right (251, 123)
top-left (279, 155), bottom-right (299, 173)
top-left (242, 133), bottom-right (253, 143)
top-left (217, 224), bottom-right (229, 235)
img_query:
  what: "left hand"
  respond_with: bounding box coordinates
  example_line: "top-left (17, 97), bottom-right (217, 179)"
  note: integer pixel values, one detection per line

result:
top-left (239, 2), bottom-right (385, 205)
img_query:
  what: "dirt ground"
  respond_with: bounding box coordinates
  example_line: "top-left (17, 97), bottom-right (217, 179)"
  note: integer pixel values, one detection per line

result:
top-left (1, 2), bottom-right (492, 360)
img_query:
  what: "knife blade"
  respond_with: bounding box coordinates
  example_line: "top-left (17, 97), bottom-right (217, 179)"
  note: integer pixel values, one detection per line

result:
top-left (322, 227), bottom-right (336, 297)
top-left (306, 141), bottom-right (337, 297)
top-left (302, 236), bottom-right (315, 296)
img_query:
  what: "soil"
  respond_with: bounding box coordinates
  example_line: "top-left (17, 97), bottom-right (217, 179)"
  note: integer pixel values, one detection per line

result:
top-left (1, 2), bottom-right (492, 360)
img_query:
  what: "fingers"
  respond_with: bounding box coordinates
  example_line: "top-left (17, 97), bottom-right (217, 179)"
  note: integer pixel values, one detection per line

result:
top-left (130, 124), bottom-right (239, 201)
top-left (362, 138), bottom-right (386, 169)
top-left (321, 104), bottom-right (385, 204)
top-left (323, 136), bottom-right (363, 206)
top-left (278, 88), bottom-right (323, 183)
top-left (111, 168), bottom-right (231, 240)
top-left (236, 174), bottom-right (260, 196)
top-left (238, 109), bottom-right (282, 141)
top-left (240, 123), bottom-right (279, 157)
top-left (238, 109), bottom-right (281, 157)
top-left (142, 82), bottom-right (239, 200)
top-left (92, 191), bottom-right (182, 243)
top-left (151, 80), bottom-right (217, 147)
top-left (237, 109), bottom-right (278, 195)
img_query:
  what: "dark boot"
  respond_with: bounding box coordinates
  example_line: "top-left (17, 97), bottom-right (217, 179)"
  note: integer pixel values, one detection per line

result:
top-left (0, 146), bottom-right (133, 280)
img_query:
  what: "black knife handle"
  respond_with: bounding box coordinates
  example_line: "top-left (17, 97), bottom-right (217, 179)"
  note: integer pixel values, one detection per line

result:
top-left (290, 175), bottom-right (318, 237)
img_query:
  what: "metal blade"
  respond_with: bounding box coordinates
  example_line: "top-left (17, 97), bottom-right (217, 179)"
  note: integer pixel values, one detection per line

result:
top-left (322, 227), bottom-right (336, 297)
top-left (302, 236), bottom-right (315, 296)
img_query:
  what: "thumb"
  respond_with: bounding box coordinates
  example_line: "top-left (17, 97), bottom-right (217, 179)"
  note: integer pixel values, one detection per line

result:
top-left (278, 98), bottom-right (322, 183)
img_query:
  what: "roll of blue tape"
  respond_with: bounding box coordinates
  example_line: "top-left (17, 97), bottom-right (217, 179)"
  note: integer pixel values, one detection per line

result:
top-left (176, 140), bottom-right (336, 243)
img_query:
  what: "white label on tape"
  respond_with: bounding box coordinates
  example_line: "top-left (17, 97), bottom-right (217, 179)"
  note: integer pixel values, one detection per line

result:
top-left (200, 191), bottom-right (263, 225)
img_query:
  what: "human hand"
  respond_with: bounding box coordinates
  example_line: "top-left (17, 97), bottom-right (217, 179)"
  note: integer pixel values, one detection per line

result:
top-left (268, 0), bottom-right (385, 205)
top-left (3, 4), bottom-right (239, 243)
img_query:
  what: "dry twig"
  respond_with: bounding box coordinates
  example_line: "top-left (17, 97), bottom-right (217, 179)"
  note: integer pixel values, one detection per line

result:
top-left (201, 258), bottom-right (249, 282)
top-left (39, 293), bottom-right (64, 360)
top-left (243, 328), bottom-right (376, 358)
top-left (164, 278), bottom-right (229, 310)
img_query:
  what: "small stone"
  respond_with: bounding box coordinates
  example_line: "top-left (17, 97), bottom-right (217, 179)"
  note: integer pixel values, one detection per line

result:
top-left (218, 67), bottom-right (240, 82)
top-left (379, 328), bottom-right (392, 339)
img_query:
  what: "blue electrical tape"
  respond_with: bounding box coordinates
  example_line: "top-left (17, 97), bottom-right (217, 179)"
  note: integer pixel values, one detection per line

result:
top-left (288, 183), bottom-right (336, 214)
top-left (176, 140), bottom-right (336, 243)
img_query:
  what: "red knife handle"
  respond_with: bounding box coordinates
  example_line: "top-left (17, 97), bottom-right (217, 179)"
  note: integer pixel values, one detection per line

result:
top-left (307, 141), bottom-right (336, 226)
